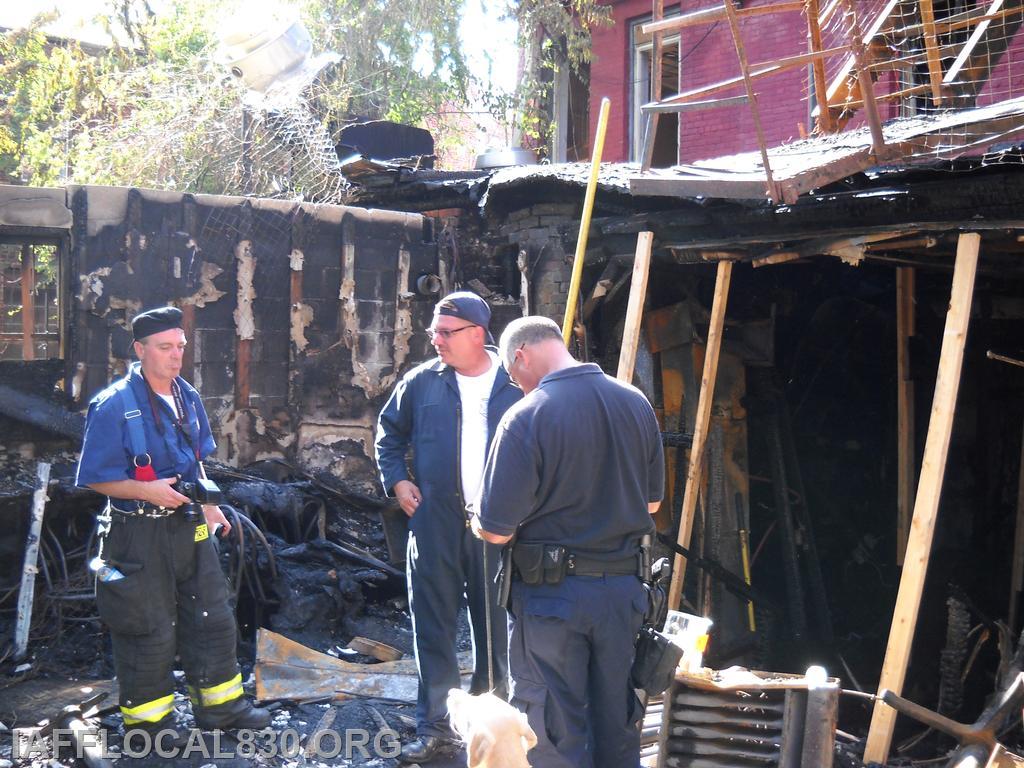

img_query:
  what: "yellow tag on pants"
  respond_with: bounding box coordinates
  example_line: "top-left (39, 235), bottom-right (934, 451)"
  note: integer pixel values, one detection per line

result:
top-left (194, 523), bottom-right (209, 542)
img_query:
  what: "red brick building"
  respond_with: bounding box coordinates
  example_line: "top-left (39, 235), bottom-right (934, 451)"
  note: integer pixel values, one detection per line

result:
top-left (587, 0), bottom-right (1024, 166)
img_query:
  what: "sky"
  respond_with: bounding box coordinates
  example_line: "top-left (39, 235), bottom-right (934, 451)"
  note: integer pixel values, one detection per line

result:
top-left (3, 0), bottom-right (521, 98)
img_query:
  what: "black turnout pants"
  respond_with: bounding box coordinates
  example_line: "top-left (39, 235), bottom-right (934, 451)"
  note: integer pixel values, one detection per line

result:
top-left (96, 513), bottom-right (246, 728)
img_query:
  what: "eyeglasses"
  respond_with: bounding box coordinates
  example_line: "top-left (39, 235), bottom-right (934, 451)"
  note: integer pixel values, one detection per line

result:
top-left (427, 324), bottom-right (475, 341)
top-left (507, 343), bottom-right (526, 388)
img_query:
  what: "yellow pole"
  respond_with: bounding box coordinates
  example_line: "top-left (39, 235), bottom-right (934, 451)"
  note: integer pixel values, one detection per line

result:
top-left (562, 97), bottom-right (612, 346)
top-left (739, 528), bottom-right (757, 632)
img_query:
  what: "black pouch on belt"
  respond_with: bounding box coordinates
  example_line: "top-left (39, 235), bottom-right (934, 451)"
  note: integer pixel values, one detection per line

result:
top-left (542, 545), bottom-right (568, 585)
top-left (630, 625), bottom-right (684, 696)
top-left (513, 542), bottom-right (546, 585)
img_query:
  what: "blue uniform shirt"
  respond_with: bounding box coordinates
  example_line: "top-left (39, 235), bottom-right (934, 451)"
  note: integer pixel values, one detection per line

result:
top-left (76, 362), bottom-right (216, 489)
top-left (479, 363), bottom-right (664, 559)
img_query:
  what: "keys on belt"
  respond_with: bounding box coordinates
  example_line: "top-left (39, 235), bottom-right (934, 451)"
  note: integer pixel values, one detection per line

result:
top-left (110, 501), bottom-right (179, 518)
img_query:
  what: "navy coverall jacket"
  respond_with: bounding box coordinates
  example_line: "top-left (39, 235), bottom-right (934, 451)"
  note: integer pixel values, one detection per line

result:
top-left (375, 353), bottom-right (521, 736)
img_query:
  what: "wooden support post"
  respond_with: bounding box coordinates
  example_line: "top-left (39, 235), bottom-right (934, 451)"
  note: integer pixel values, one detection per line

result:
top-left (667, 260), bottom-right (734, 611)
top-left (617, 232), bottom-right (654, 383)
top-left (14, 462), bottom-right (51, 661)
top-left (807, 0), bottom-right (835, 132)
top-left (640, 0), bottom-right (665, 174)
top-left (919, 0), bottom-right (946, 105)
top-left (843, 0), bottom-right (887, 155)
top-left (864, 232), bottom-right (981, 765)
top-left (896, 267), bottom-right (916, 565)
top-left (722, 0), bottom-right (779, 202)
top-left (21, 244), bottom-right (35, 361)
top-left (1009, 418), bottom-right (1024, 634)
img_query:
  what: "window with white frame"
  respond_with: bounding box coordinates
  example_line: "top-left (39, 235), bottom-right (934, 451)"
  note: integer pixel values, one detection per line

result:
top-left (631, 17), bottom-right (680, 166)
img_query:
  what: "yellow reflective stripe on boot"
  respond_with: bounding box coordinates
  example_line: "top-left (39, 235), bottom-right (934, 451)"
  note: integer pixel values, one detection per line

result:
top-left (121, 694), bottom-right (175, 725)
top-left (198, 673), bottom-right (244, 707)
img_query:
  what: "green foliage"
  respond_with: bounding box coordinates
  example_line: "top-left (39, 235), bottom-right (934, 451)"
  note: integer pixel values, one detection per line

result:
top-left (300, 0), bottom-right (471, 126)
top-left (470, 0), bottom-right (610, 151)
top-left (0, 0), bottom-right (608, 192)
top-left (0, 16), bottom-right (100, 185)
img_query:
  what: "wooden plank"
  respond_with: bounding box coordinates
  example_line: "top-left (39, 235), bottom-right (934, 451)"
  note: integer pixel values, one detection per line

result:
top-left (14, 463), bottom-right (50, 661)
top-left (879, 4), bottom-right (1024, 39)
top-left (920, 0), bottom-right (946, 105)
top-left (843, 0), bottom-right (886, 154)
top-left (807, 0), bottom-right (835, 132)
top-left (722, 0), bottom-right (778, 201)
top-left (617, 232), bottom-right (654, 383)
top-left (896, 267), bottom-right (916, 565)
top-left (837, 83), bottom-right (933, 109)
top-left (667, 261), bottom-right (733, 611)
top-left (642, 95), bottom-right (750, 113)
top-left (20, 244), bottom-right (34, 361)
top-left (642, 0), bottom-right (804, 35)
top-left (753, 250), bottom-right (802, 267)
top-left (648, 0), bottom-right (666, 172)
top-left (631, 174), bottom-right (776, 200)
top-left (945, 0), bottom-right (1007, 86)
top-left (660, 46), bottom-right (848, 108)
top-left (863, 232), bottom-right (981, 765)
top-left (819, 0), bottom-right (843, 25)
top-left (1009, 418), bottom-right (1024, 634)
top-left (823, 0), bottom-right (901, 122)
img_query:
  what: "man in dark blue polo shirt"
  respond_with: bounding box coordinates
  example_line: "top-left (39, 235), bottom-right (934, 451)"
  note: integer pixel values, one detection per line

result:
top-left (473, 315), bottom-right (665, 768)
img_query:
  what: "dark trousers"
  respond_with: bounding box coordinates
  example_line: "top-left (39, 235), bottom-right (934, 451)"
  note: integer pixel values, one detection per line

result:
top-left (407, 517), bottom-right (509, 737)
top-left (96, 513), bottom-right (244, 727)
top-left (508, 575), bottom-right (647, 768)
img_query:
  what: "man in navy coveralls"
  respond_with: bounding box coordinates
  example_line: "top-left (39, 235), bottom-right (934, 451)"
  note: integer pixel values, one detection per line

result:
top-left (376, 292), bottom-right (522, 763)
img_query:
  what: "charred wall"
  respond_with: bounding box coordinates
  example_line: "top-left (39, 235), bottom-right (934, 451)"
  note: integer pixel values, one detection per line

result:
top-left (2, 184), bottom-right (441, 490)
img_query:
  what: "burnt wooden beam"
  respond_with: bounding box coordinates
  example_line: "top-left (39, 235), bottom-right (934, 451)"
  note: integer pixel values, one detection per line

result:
top-left (807, 0), bottom-right (835, 133)
top-left (896, 267), bottom-right (916, 564)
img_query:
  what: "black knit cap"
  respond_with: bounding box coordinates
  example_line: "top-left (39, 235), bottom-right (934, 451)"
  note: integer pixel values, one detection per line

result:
top-left (132, 306), bottom-right (183, 341)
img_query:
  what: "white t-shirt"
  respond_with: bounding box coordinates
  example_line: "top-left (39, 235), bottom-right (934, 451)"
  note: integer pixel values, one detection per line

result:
top-left (456, 351), bottom-right (500, 508)
top-left (157, 393), bottom-right (177, 415)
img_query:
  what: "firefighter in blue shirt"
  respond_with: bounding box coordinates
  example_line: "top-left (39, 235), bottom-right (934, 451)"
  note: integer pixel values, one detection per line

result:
top-left (473, 315), bottom-right (665, 768)
top-left (76, 306), bottom-right (270, 742)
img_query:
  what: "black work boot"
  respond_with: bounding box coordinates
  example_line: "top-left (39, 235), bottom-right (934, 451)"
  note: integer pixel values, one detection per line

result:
top-left (123, 718), bottom-right (190, 752)
top-left (194, 698), bottom-right (272, 730)
top-left (398, 735), bottom-right (451, 764)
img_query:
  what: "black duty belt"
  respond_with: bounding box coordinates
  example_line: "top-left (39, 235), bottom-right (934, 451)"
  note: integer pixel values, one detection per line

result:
top-left (566, 553), bottom-right (639, 577)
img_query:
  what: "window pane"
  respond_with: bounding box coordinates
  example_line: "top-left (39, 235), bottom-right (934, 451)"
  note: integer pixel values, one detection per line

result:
top-left (0, 241), bottom-right (62, 360)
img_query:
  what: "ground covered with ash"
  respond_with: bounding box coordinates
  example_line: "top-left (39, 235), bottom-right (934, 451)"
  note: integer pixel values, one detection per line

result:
top-left (0, 456), bottom-right (476, 767)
